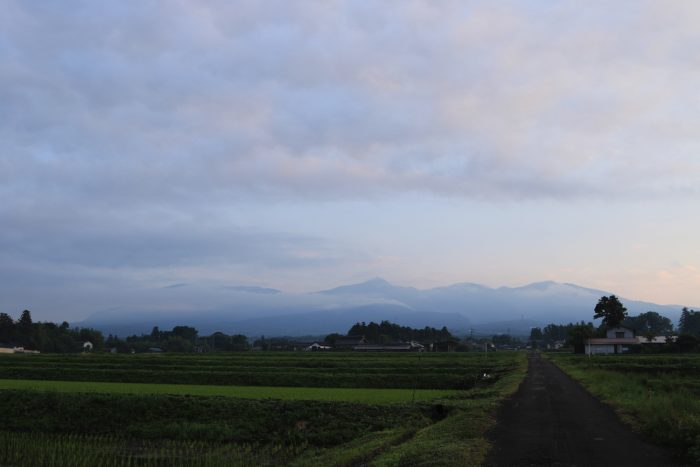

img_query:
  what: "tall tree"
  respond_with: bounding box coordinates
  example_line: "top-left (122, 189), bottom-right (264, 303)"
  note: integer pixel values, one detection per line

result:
top-left (593, 295), bottom-right (628, 328)
top-left (679, 307), bottom-right (700, 336)
top-left (529, 327), bottom-right (543, 341)
top-left (0, 313), bottom-right (15, 343)
top-left (17, 310), bottom-right (34, 347)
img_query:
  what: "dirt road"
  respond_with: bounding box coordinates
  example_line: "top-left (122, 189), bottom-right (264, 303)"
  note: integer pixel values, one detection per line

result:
top-left (484, 352), bottom-right (676, 466)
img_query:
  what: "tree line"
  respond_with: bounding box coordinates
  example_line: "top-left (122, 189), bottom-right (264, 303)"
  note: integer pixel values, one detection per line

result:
top-left (0, 310), bottom-right (250, 353)
top-left (530, 296), bottom-right (700, 353)
top-left (325, 320), bottom-right (454, 345)
top-left (0, 310), bottom-right (103, 353)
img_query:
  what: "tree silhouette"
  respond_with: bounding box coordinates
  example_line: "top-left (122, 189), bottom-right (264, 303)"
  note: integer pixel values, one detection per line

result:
top-left (593, 295), bottom-right (628, 328)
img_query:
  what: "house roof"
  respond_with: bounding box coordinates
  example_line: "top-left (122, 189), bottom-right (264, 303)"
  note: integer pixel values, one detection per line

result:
top-left (586, 338), bottom-right (639, 345)
top-left (335, 336), bottom-right (367, 345)
top-left (354, 344), bottom-right (413, 351)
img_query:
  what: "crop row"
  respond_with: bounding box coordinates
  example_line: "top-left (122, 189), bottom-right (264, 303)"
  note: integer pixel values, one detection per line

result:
top-left (0, 431), bottom-right (304, 467)
top-left (0, 352), bottom-right (511, 368)
top-left (0, 366), bottom-right (511, 389)
top-left (552, 354), bottom-right (700, 375)
top-left (0, 390), bottom-right (432, 446)
top-left (0, 352), bottom-right (521, 389)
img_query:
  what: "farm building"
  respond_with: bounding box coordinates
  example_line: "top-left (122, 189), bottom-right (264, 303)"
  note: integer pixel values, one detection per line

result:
top-left (636, 335), bottom-right (674, 345)
top-left (304, 342), bottom-right (331, 351)
top-left (585, 326), bottom-right (638, 355)
top-left (0, 346), bottom-right (40, 354)
top-left (333, 335), bottom-right (369, 350)
top-left (354, 341), bottom-right (425, 352)
top-left (430, 340), bottom-right (459, 352)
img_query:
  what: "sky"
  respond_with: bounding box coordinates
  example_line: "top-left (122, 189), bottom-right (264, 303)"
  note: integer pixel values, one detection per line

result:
top-left (2, 0), bottom-right (700, 322)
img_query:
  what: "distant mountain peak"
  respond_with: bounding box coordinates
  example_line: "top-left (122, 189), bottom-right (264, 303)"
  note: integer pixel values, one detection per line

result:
top-left (318, 277), bottom-right (413, 295)
top-left (224, 286), bottom-right (281, 295)
top-left (363, 277), bottom-right (391, 285)
top-left (521, 281), bottom-right (559, 290)
top-left (431, 282), bottom-right (490, 292)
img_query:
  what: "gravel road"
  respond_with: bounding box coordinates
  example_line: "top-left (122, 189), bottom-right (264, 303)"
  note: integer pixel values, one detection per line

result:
top-left (484, 352), bottom-right (676, 466)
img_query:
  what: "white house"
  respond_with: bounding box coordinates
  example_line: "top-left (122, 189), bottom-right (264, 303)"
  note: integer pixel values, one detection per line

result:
top-left (585, 326), bottom-right (638, 355)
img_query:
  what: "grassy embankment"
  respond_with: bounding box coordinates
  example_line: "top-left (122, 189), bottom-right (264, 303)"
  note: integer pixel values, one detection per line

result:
top-left (0, 351), bottom-right (527, 466)
top-left (547, 353), bottom-right (700, 463)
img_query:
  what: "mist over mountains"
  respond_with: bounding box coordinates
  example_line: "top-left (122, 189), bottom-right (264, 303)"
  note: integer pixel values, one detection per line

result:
top-left (79, 278), bottom-right (688, 337)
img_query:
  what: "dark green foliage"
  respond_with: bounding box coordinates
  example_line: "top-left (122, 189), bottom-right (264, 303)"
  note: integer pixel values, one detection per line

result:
top-left (125, 328), bottom-right (249, 353)
top-left (0, 310), bottom-right (105, 352)
top-left (623, 311), bottom-right (674, 336)
top-left (0, 311), bottom-right (252, 354)
top-left (567, 323), bottom-right (595, 354)
top-left (0, 313), bottom-right (15, 344)
top-left (531, 321), bottom-right (595, 349)
top-left (679, 308), bottom-right (700, 336)
top-left (323, 333), bottom-right (343, 346)
top-left (0, 353), bottom-right (520, 389)
top-left (0, 431), bottom-right (306, 467)
top-left (672, 334), bottom-right (700, 353)
top-left (593, 295), bottom-right (628, 328)
top-left (491, 334), bottom-right (521, 348)
top-left (0, 390), bottom-right (429, 447)
top-left (17, 310), bottom-right (35, 348)
top-left (0, 352), bottom-right (527, 466)
top-left (344, 320), bottom-right (452, 344)
top-left (529, 327), bottom-right (543, 341)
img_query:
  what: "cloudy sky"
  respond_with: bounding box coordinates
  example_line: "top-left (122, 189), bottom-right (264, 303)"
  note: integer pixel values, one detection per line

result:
top-left (2, 0), bottom-right (699, 321)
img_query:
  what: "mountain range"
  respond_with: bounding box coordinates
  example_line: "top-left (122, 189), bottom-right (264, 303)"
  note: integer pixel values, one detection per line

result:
top-left (78, 278), bottom-right (689, 337)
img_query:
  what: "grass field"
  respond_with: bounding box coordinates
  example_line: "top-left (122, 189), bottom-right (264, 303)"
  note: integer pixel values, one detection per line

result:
top-left (547, 352), bottom-right (700, 463)
top-left (0, 351), bottom-right (527, 466)
top-left (0, 378), bottom-right (458, 403)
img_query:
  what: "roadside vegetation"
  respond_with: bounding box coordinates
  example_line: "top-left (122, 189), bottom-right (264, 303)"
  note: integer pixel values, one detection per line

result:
top-left (0, 351), bottom-right (526, 466)
top-left (547, 353), bottom-right (700, 463)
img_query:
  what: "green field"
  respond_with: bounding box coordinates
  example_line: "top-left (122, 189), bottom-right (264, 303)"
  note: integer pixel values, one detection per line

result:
top-left (0, 351), bottom-right (527, 466)
top-left (0, 378), bottom-right (458, 403)
top-left (547, 352), bottom-right (700, 463)
top-left (0, 352), bottom-right (514, 389)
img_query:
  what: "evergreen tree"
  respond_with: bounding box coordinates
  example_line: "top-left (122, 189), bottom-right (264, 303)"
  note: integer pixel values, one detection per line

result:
top-left (17, 310), bottom-right (34, 347)
top-left (679, 307), bottom-right (700, 336)
top-left (0, 313), bottom-right (15, 344)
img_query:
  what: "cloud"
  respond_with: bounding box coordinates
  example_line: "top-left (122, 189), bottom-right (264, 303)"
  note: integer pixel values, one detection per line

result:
top-left (2, 0), bottom-right (699, 209)
top-left (2, 1), bottom-right (700, 319)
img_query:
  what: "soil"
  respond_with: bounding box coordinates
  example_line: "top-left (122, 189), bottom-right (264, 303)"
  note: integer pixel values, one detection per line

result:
top-left (484, 352), bottom-right (677, 466)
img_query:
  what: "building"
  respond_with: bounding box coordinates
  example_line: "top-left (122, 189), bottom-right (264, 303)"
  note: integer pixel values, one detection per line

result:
top-left (333, 335), bottom-right (369, 350)
top-left (354, 341), bottom-right (425, 352)
top-left (304, 342), bottom-right (332, 351)
top-left (585, 326), bottom-right (638, 355)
